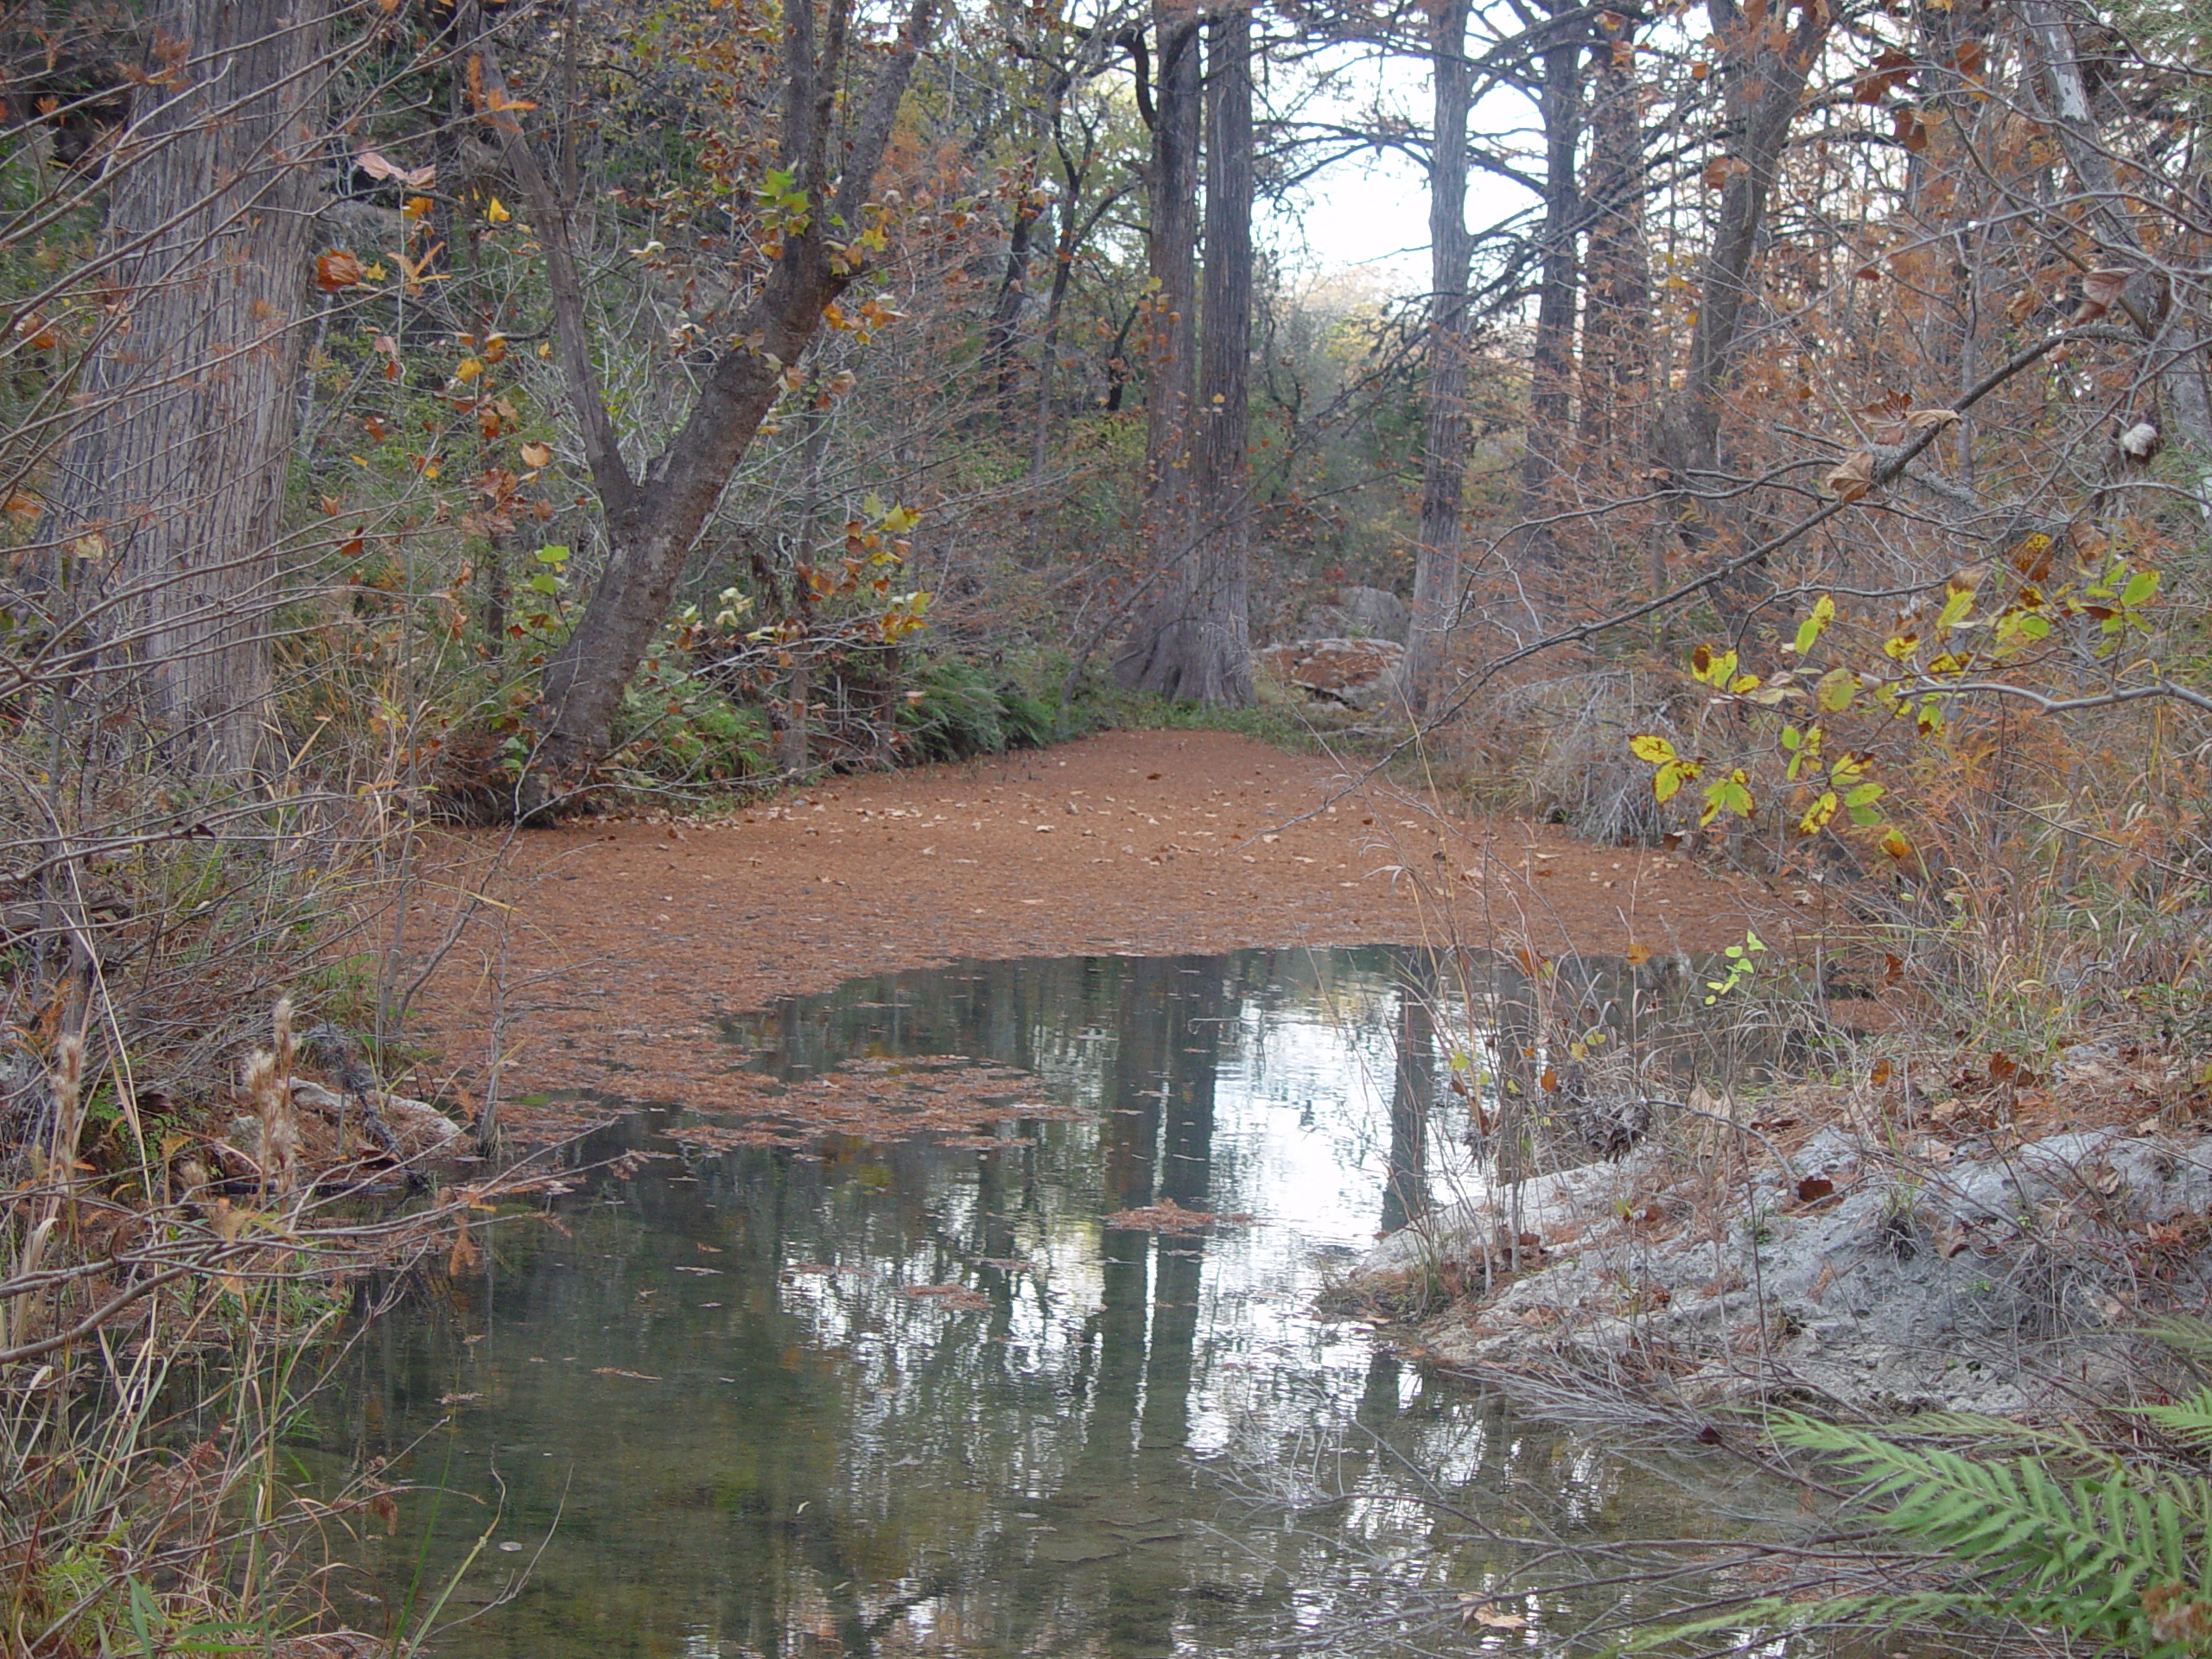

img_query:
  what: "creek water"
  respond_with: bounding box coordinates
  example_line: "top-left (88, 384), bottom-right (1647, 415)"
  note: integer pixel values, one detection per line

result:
top-left (324, 946), bottom-right (1785, 1656)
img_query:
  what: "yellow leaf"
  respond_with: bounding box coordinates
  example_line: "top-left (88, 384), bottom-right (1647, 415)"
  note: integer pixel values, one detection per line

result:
top-left (1882, 827), bottom-right (1911, 858)
top-left (1653, 760), bottom-right (1700, 804)
top-left (454, 356), bottom-right (483, 380)
top-left (1629, 734), bottom-right (1677, 764)
top-left (1798, 791), bottom-right (1839, 836)
top-left (403, 194), bottom-right (434, 219)
top-left (486, 196), bottom-right (512, 224)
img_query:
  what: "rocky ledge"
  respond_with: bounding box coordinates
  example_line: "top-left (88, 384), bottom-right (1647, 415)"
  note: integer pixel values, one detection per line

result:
top-left (1347, 1118), bottom-right (2212, 1417)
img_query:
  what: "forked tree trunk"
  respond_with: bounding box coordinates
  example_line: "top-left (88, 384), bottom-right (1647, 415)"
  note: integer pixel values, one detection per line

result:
top-left (1408, 0), bottom-right (1475, 715)
top-left (39, 0), bottom-right (334, 777)
top-left (519, 0), bottom-right (938, 795)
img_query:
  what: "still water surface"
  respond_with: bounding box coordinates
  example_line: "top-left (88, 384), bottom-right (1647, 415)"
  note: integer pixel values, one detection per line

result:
top-left (329, 947), bottom-right (1777, 1656)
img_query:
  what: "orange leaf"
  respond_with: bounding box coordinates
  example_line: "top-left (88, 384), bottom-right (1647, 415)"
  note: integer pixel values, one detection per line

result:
top-left (315, 250), bottom-right (365, 291)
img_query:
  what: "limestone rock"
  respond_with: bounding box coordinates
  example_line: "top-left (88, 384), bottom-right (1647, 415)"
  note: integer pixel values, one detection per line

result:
top-left (1254, 637), bottom-right (1407, 711)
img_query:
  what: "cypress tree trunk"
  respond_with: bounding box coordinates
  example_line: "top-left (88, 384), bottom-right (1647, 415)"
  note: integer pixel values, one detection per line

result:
top-left (1116, 0), bottom-right (1249, 706)
top-left (39, 0), bottom-right (334, 777)
top-left (1113, 0), bottom-right (1203, 695)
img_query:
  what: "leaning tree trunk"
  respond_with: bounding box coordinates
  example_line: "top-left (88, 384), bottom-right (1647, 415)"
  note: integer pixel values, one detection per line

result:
top-left (1408, 0), bottom-right (1475, 715)
top-left (518, 0), bottom-right (938, 792)
top-left (38, 0), bottom-right (334, 778)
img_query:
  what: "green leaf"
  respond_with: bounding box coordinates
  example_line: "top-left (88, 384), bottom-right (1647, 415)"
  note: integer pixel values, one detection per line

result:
top-left (1815, 665), bottom-right (1859, 711)
top-left (1790, 593), bottom-right (1835, 656)
top-left (1698, 770), bottom-right (1754, 826)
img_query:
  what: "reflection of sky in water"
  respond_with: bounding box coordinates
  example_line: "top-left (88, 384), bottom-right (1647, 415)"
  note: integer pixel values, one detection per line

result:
top-left (322, 948), bottom-right (1768, 1659)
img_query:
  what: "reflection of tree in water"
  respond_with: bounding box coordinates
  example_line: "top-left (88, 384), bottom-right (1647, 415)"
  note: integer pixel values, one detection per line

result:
top-left (319, 948), bottom-right (1757, 1659)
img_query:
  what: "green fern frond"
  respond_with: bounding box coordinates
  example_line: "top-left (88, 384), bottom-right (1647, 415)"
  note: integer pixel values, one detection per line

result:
top-left (2133, 1389), bottom-right (2212, 1448)
top-left (1624, 1589), bottom-right (1966, 1651)
top-left (1893, 1409), bottom-right (2123, 1465)
top-left (2148, 1316), bottom-right (2212, 1364)
top-left (1763, 1412), bottom-right (2212, 1656)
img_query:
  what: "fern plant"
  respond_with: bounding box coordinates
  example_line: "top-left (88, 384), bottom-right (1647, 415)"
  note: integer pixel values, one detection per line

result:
top-left (1637, 1402), bottom-right (2212, 1656)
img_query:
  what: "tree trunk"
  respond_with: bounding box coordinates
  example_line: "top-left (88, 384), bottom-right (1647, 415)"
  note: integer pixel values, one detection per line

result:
top-left (1408, 0), bottom-right (1474, 714)
top-left (518, 0), bottom-right (938, 793)
top-left (1649, 0), bottom-right (1829, 605)
top-left (2019, 0), bottom-right (2212, 470)
top-left (1185, 0), bottom-right (1254, 705)
top-left (1515, 15), bottom-right (1582, 560)
top-left (983, 154), bottom-right (1043, 425)
top-left (1116, 0), bottom-right (1249, 705)
top-left (1578, 9), bottom-right (1649, 458)
top-left (38, 0), bottom-right (334, 777)
top-left (1112, 0), bottom-right (1205, 696)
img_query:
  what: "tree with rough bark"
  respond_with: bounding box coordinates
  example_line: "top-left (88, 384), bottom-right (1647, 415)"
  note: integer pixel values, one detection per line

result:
top-left (1112, 0), bottom-right (1206, 697)
top-left (34, 0), bottom-right (340, 778)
